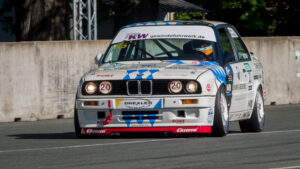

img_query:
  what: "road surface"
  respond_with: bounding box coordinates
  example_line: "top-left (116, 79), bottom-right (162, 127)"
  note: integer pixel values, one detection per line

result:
top-left (0, 104), bottom-right (300, 169)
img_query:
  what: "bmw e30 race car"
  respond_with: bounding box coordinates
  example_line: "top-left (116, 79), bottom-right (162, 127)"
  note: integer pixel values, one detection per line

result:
top-left (74, 20), bottom-right (265, 137)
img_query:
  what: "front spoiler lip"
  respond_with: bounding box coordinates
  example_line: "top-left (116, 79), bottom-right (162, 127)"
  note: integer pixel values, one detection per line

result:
top-left (82, 126), bottom-right (211, 135)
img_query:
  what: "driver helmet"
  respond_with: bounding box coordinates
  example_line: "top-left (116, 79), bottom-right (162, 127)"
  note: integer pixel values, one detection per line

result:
top-left (193, 41), bottom-right (213, 56)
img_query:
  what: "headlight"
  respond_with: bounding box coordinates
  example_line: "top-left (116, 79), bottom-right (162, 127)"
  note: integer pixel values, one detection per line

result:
top-left (168, 80), bottom-right (183, 93)
top-left (99, 81), bottom-right (112, 94)
top-left (85, 82), bottom-right (97, 94)
top-left (186, 81), bottom-right (198, 93)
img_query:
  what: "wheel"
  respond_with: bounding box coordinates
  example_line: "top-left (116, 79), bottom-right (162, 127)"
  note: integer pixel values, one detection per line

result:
top-left (239, 88), bottom-right (265, 132)
top-left (74, 108), bottom-right (86, 138)
top-left (212, 86), bottom-right (229, 137)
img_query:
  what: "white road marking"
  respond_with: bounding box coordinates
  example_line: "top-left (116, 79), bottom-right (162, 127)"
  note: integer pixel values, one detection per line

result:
top-left (0, 138), bottom-right (177, 153)
top-left (229, 129), bottom-right (300, 136)
top-left (1, 129), bottom-right (300, 154)
top-left (270, 165), bottom-right (300, 169)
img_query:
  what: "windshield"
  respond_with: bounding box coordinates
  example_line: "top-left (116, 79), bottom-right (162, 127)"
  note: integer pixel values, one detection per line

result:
top-left (103, 39), bottom-right (218, 63)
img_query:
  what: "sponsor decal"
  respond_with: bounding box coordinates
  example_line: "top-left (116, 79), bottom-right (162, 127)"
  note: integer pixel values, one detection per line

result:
top-left (248, 85), bottom-right (253, 91)
top-left (192, 60), bottom-right (201, 65)
top-left (114, 42), bottom-right (128, 50)
top-left (116, 98), bottom-right (162, 109)
top-left (244, 63), bottom-right (252, 72)
top-left (124, 99), bottom-right (152, 108)
top-left (113, 25), bottom-right (216, 44)
top-left (226, 84), bottom-right (232, 92)
top-left (206, 83), bottom-right (211, 92)
top-left (207, 108), bottom-right (214, 124)
top-left (172, 119), bottom-right (185, 124)
top-left (254, 62), bottom-right (263, 69)
top-left (86, 129), bottom-right (106, 134)
top-left (254, 75), bottom-right (262, 80)
top-left (126, 33), bottom-right (149, 40)
top-left (123, 69), bottom-right (160, 80)
top-left (96, 74), bottom-right (114, 77)
top-left (150, 34), bottom-right (205, 39)
top-left (248, 72), bottom-right (252, 83)
top-left (233, 84), bottom-right (246, 90)
top-left (176, 128), bottom-right (198, 133)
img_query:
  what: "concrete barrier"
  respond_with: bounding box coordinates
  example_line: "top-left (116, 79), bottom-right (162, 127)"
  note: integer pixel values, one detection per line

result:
top-left (0, 37), bottom-right (299, 122)
top-left (0, 40), bottom-right (110, 122)
top-left (243, 37), bottom-right (300, 105)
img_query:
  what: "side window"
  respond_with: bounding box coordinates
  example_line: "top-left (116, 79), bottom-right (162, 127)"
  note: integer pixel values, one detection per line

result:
top-left (227, 27), bottom-right (250, 61)
top-left (218, 28), bottom-right (236, 63)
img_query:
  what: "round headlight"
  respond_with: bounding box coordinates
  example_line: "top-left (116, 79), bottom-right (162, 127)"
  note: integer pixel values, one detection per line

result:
top-left (85, 82), bottom-right (97, 94)
top-left (168, 80), bottom-right (183, 93)
top-left (186, 81), bottom-right (198, 93)
top-left (99, 81), bottom-right (112, 94)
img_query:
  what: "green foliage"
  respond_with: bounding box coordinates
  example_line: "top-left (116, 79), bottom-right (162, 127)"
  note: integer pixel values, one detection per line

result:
top-left (176, 0), bottom-right (300, 36)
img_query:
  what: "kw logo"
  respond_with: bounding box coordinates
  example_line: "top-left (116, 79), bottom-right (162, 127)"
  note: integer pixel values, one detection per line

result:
top-left (128, 33), bottom-right (149, 40)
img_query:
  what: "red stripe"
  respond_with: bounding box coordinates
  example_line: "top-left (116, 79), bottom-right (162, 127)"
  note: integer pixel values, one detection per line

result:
top-left (108, 100), bottom-right (111, 108)
top-left (83, 126), bottom-right (211, 135)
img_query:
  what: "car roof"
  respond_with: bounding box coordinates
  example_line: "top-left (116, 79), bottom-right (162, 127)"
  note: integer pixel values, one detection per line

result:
top-left (121, 20), bottom-right (228, 29)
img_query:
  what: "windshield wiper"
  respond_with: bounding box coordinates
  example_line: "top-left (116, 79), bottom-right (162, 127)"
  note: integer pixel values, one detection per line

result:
top-left (123, 41), bottom-right (157, 60)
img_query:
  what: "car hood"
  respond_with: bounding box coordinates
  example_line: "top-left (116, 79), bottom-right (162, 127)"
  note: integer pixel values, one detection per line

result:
top-left (83, 60), bottom-right (221, 81)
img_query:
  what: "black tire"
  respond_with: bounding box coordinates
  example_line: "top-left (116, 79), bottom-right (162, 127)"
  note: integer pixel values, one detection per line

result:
top-left (74, 108), bottom-right (86, 138)
top-left (239, 88), bottom-right (265, 132)
top-left (212, 86), bottom-right (229, 137)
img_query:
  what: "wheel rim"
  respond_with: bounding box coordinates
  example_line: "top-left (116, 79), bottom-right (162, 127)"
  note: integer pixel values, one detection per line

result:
top-left (220, 93), bottom-right (229, 131)
top-left (256, 91), bottom-right (265, 129)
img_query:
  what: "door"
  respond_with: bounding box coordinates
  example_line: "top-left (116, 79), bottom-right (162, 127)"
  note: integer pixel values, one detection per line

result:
top-left (217, 27), bottom-right (249, 113)
top-left (226, 27), bottom-right (253, 112)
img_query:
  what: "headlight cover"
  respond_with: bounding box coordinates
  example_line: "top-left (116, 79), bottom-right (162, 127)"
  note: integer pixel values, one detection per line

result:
top-left (85, 82), bottom-right (97, 94)
top-left (168, 80), bottom-right (183, 93)
top-left (186, 81), bottom-right (198, 93)
top-left (99, 81), bottom-right (112, 94)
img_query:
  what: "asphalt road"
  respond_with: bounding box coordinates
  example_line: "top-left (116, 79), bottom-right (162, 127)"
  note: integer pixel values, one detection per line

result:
top-left (0, 104), bottom-right (300, 169)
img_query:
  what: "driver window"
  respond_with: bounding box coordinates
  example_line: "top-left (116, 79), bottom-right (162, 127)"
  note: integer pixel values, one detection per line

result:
top-left (218, 28), bottom-right (236, 63)
top-left (227, 27), bottom-right (250, 61)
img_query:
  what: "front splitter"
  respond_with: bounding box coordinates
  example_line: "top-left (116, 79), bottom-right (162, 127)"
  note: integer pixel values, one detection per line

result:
top-left (82, 126), bottom-right (211, 135)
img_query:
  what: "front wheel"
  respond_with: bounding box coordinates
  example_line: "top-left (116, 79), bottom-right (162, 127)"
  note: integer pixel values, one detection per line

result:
top-left (212, 86), bottom-right (229, 137)
top-left (239, 88), bottom-right (265, 132)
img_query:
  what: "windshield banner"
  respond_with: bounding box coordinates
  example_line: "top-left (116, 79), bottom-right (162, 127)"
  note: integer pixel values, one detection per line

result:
top-left (112, 26), bottom-right (216, 44)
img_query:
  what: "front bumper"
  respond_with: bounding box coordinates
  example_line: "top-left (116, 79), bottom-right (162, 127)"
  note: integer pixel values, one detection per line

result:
top-left (76, 96), bottom-right (215, 134)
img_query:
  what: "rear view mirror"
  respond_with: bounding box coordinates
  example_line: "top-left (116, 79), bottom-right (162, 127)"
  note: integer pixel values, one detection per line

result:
top-left (223, 52), bottom-right (234, 64)
top-left (95, 53), bottom-right (104, 65)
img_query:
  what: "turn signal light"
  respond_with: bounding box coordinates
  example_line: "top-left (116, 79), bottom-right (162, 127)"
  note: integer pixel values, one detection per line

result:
top-left (84, 101), bottom-right (98, 106)
top-left (181, 99), bottom-right (197, 104)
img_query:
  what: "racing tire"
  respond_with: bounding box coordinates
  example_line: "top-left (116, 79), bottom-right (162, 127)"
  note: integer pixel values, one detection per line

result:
top-left (212, 86), bottom-right (229, 137)
top-left (239, 88), bottom-right (265, 132)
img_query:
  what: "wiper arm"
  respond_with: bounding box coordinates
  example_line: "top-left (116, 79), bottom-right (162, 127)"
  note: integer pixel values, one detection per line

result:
top-left (124, 41), bottom-right (157, 60)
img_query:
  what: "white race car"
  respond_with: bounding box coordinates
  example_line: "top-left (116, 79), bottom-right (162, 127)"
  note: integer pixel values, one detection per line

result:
top-left (75, 21), bottom-right (265, 137)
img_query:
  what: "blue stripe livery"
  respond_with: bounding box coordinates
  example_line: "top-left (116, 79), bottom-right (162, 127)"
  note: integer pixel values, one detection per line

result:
top-left (123, 69), bottom-right (160, 80)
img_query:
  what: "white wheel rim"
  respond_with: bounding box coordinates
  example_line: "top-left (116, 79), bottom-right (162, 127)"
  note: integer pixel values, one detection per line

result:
top-left (256, 92), bottom-right (265, 128)
top-left (220, 93), bottom-right (229, 131)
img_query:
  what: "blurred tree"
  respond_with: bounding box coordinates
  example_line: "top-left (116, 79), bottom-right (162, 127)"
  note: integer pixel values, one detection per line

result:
top-left (114, 0), bottom-right (159, 34)
top-left (0, 0), bottom-right (71, 41)
top-left (177, 0), bottom-right (300, 36)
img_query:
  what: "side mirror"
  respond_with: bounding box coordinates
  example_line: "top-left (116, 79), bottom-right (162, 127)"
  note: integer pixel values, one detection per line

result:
top-left (223, 52), bottom-right (234, 64)
top-left (95, 53), bottom-right (104, 65)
